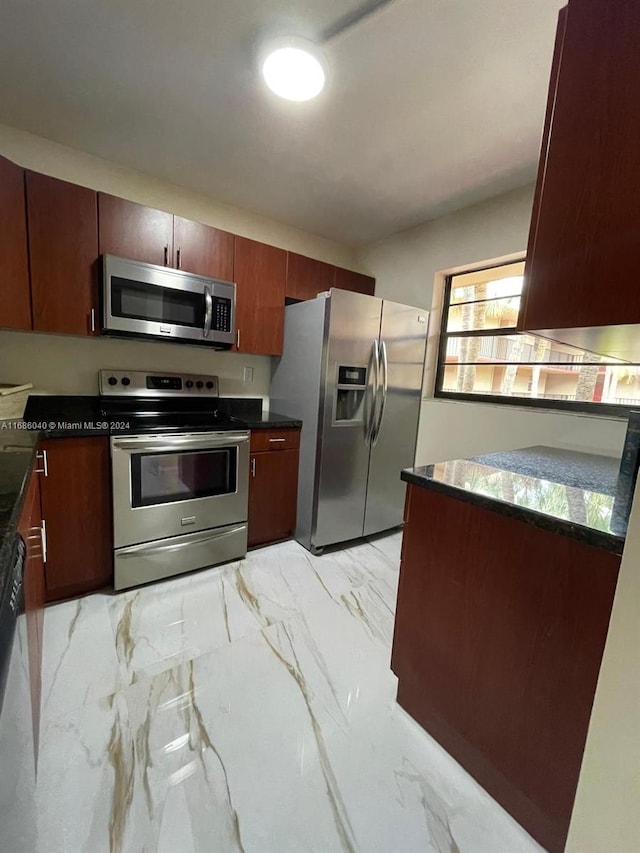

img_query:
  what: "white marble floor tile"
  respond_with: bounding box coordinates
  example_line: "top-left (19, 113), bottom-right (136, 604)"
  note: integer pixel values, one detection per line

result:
top-left (1, 531), bottom-right (546, 853)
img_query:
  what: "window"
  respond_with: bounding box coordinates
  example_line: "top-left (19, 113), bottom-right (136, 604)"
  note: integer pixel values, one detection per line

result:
top-left (435, 261), bottom-right (640, 414)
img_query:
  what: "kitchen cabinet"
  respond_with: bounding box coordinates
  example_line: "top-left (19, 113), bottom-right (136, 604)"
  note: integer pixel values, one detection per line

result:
top-left (248, 430), bottom-right (300, 547)
top-left (172, 216), bottom-right (234, 280)
top-left (0, 155), bottom-right (31, 331)
top-left (286, 252), bottom-right (335, 301)
top-left (393, 483), bottom-right (620, 853)
top-left (234, 237), bottom-right (287, 355)
top-left (27, 172), bottom-right (99, 336)
top-left (98, 193), bottom-right (174, 267)
top-left (334, 266), bottom-right (375, 296)
top-left (17, 467), bottom-right (46, 754)
top-left (38, 437), bottom-right (113, 601)
top-left (518, 1), bottom-right (640, 360)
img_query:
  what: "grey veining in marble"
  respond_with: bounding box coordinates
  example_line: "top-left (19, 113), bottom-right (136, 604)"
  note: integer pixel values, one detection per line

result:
top-left (402, 445), bottom-right (627, 553)
top-left (2, 533), bottom-right (544, 853)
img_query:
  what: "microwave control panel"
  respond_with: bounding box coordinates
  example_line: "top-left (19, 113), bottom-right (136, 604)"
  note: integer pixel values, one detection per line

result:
top-left (212, 296), bottom-right (232, 333)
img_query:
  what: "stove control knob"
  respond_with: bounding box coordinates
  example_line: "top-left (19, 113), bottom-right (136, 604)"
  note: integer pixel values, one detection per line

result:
top-left (186, 380), bottom-right (194, 389)
top-left (196, 380), bottom-right (204, 389)
top-left (107, 376), bottom-right (118, 386)
top-left (206, 381), bottom-right (214, 390)
top-left (121, 377), bottom-right (131, 386)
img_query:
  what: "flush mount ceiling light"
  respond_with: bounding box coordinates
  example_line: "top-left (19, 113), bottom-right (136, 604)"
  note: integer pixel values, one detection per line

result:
top-left (260, 37), bottom-right (327, 102)
top-left (259, 1), bottom-right (398, 102)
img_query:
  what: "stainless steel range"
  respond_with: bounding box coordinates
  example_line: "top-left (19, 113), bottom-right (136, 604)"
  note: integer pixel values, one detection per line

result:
top-left (99, 369), bottom-right (249, 591)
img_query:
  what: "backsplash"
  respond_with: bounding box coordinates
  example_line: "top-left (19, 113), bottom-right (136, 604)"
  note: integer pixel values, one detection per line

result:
top-left (0, 329), bottom-right (271, 402)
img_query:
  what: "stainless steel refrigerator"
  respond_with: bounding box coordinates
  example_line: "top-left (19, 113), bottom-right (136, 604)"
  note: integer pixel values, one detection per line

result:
top-left (271, 288), bottom-right (428, 554)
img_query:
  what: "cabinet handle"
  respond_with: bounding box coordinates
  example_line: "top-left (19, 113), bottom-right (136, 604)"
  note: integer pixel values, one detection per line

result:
top-left (90, 308), bottom-right (96, 333)
top-left (269, 438), bottom-right (286, 443)
top-left (40, 518), bottom-right (47, 564)
top-left (251, 457), bottom-right (256, 478)
top-left (163, 245), bottom-right (169, 266)
top-left (176, 247), bottom-right (181, 269)
top-left (236, 329), bottom-right (240, 349)
top-left (35, 450), bottom-right (48, 477)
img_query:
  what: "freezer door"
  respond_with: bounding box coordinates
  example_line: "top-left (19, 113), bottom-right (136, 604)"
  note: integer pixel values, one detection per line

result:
top-left (313, 289), bottom-right (383, 549)
top-left (364, 301), bottom-right (428, 536)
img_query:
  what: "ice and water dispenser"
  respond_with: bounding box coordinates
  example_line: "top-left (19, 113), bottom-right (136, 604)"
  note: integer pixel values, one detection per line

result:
top-left (334, 365), bottom-right (368, 424)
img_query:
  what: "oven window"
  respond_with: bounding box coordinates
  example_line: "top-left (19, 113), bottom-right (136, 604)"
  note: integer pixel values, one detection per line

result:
top-left (111, 277), bottom-right (204, 329)
top-left (131, 448), bottom-right (236, 507)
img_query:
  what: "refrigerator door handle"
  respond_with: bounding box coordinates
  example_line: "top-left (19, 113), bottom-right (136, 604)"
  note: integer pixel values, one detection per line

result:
top-left (371, 339), bottom-right (388, 446)
top-left (366, 338), bottom-right (380, 445)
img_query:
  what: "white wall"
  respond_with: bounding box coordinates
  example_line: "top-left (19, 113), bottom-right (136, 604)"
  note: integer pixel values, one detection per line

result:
top-left (0, 329), bottom-right (271, 399)
top-left (564, 486), bottom-right (640, 853)
top-left (417, 399), bottom-right (626, 463)
top-left (0, 124), bottom-right (359, 402)
top-left (359, 185), bottom-right (628, 463)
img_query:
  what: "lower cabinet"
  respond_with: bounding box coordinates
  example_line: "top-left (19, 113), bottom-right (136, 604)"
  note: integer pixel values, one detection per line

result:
top-left (248, 430), bottom-right (300, 548)
top-left (38, 437), bottom-right (113, 602)
top-left (17, 468), bottom-right (46, 756)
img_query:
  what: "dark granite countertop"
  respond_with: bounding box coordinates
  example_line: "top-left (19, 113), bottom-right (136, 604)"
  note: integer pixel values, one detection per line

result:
top-left (0, 431), bottom-right (39, 595)
top-left (243, 412), bottom-right (302, 429)
top-left (402, 446), bottom-right (628, 555)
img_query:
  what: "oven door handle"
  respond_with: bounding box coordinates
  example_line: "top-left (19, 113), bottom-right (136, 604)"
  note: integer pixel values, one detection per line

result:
top-left (117, 524), bottom-right (247, 559)
top-left (203, 285), bottom-right (213, 338)
top-left (112, 432), bottom-right (250, 453)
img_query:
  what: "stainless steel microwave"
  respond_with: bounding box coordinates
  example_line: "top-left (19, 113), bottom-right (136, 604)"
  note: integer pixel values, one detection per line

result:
top-left (102, 255), bottom-right (236, 348)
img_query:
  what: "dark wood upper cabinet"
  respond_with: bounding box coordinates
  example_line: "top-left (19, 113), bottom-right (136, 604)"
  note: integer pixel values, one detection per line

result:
top-left (27, 172), bottom-right (99, 336)
top-left (234, 237), bottom-right (287, 355)
top-left (98, 193), bottom-right (173, 267)
top-left (173, 216), bottom-right (234, 280)
top-left (248, 446), bottom-right (299, 547)
top-left (38, 437), bottom-right (113, 601)
top-left (334, 266), bottom-right (375, 296)
top-left (286, 252), bottom-right (335, 301)
top-left (518, 1), bottom-right (640, 357)
top-left (0, 155), bottom-right (31, 331)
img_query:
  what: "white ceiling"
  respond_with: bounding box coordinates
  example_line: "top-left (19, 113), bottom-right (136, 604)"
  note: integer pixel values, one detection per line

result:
top-left (0, 0), bottom-right (564, 245)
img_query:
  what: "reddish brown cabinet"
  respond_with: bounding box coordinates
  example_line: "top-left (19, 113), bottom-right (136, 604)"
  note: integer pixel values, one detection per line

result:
top-left (0, 155), bottom-right (31, 331)
top-left (38, 437), bottom-right (113, 601)
top-left (234, 237), bottom-right (287, 355)
top-left (334, 266), bottom-right (375, 296)
top-left (27, 172), bottom-right (99, 336)
top-left (518, 1), bottom-right (640, 359)
top-left (98, 193), bottom-right (174, 267)
top-left (17, 467), bottom-right (46, 754)
top-left (173, 216), bottom-right (234, 280)
top-left (248, 430), bottom-right (300, 547)
top-left (286, 252), bottom-right (335, 301)
top-left (393, 483), bottom-right (620, 853)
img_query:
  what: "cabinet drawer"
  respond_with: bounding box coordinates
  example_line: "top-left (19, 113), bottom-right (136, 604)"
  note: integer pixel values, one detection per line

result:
top-left (250, 429), bottom-right (300, 453)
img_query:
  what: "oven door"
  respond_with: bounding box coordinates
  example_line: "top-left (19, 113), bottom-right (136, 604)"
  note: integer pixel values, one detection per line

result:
top-left (111, 431), bottom-right (249, 548)
top-left (102, 254), bottom-right (235, 347)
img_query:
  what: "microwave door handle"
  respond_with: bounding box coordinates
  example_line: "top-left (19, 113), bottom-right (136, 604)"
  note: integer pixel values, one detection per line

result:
top-left (203, 286), bottom-right (213, 338)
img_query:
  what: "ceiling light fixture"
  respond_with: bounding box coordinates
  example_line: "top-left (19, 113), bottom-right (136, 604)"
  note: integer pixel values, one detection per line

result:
top-left (260, 37), bottom-right (327, 102)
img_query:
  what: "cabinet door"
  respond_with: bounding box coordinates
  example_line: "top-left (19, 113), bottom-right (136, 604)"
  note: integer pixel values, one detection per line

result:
top-left (39, 437), bottom-right (113, 601)
top-left (17, 467), bottom-right (45, 753)
top-left (248, 449), bottom-right (299, 547)
top-left (173, 216), bottom-right (234, 280)
top-left (286, 252), bottom-right (335, 301)
top-left (519, 1), bottom-right (640, 332)
top-left (334, 266), bottom-right (375, 296)
top-left (0, 155), bottom-right (31, 331)
top-left (98, 193), bottom-right (173, 267)
top-left (27, 172), bottom-right (99, 336)
top-left (234, 237), bottom-right (287, 355)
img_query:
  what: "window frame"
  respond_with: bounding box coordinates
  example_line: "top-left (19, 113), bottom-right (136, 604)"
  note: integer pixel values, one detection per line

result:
top-left (434, 264), bottom-right (637, 418)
